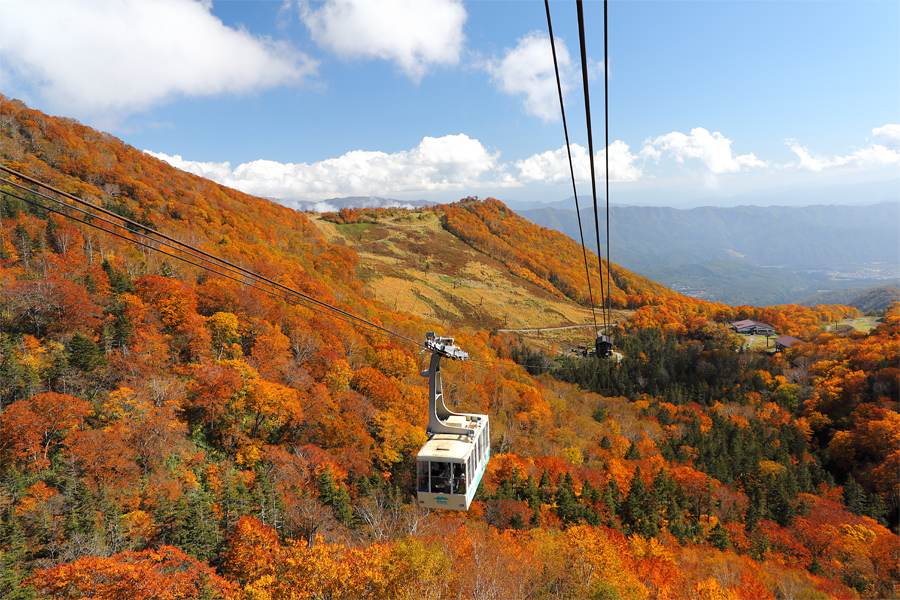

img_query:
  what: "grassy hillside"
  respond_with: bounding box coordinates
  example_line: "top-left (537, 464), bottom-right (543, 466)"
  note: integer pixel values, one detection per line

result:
top-left (314, 208), bottom-right (605, 334)
top-left (313, 199), bottom-right (676, 349)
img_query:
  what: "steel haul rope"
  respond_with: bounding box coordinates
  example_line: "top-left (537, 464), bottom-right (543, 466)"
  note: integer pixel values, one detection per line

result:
top-left (0, 165), bottom-right (421, 350)
top-left (544, 0), bottom-right (599, 334)
top-left (575, 0), bottom-right (611, 335)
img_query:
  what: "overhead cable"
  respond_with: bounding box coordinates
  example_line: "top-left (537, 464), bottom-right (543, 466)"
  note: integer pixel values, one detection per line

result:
top-left (1, 185), bottom-right (426, 351)
top-left (575, 0), bottom-right (611, 334)
top-left (544, 0), bottom-right (599, 334)
top-left (603, 0), bottom-right (613, 327)
top-left (0, 166), bottom-right (421, 350)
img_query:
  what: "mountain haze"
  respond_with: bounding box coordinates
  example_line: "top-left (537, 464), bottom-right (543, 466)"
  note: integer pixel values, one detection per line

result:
top-left (519, 203), bottom-right (899, 269)
top-left (519, 202), bottom-right (899, 306)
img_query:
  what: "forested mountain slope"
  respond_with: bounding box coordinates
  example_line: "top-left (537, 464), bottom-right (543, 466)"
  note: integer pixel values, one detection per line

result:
top-left (1, 97), bottom-right (898, 600)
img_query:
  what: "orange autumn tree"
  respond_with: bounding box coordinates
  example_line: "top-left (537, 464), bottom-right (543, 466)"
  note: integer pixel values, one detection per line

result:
top-left (185, 360), bottom-right (303, 464)
top-left (224, 515), bottom-right (391, 599)
top-left (28, 546), bottom-right (238, 600)
top-left (0, 392), bottom-right (91, 471)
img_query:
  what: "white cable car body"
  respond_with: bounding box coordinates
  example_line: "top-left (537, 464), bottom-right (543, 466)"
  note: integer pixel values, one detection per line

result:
top-left (416, 334), bottom-right (490, 511)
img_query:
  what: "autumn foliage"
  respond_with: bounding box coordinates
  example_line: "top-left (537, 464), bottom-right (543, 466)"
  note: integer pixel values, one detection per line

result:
top-left (440, 197), bottom-right (676, 306)
top-left (29, 546), bottom-right (238, 599)
top-left (1, 97), bottom-right (898, 600)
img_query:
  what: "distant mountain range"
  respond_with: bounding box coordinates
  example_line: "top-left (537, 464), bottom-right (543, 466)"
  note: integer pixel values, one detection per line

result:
top-left (502, 178), bottom-right (899, 211)
top-left (517, 201), bottom-right (899, 307)
top-left (685, 178), bottom-right (899, 208)
top-left (517, 202), bottom-right (899, 270)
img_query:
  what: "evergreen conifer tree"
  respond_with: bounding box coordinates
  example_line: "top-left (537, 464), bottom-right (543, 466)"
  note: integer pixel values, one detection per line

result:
top-left (68, 333), bottom-right (102, 372)
top-left (582, 479), bottom-right (594, 503)
top-left (318, 469), bottom-right (337, 506)
top-left (0, 506), bottom-right (35, 599)
top-left (624, 442), bottom-right (641, 460)
top-left (318, 469), bottom-right (354, 526)
top-left (538, 469), bottom-right (553, 503)
top-left (0, 335), bottom-right (26, 407)
top-left (768, 478), bottom-right (796, 527)
top-left (524, 474), bottom-right (540, 510)
top-left (604, 478), bottom-right (621, 525)
top-left (623, 467), bottom-right (657, 536)
top-left (842, 476), bottom-right (867, 515)
top-left (744, 495), bottom-right (760, 533)
top-left (496, 475), bottom-right (515, 500)
top-left (554, 473), bottom-right (579, 524)
top-left (331, 484), bottom-right (355, 527)
top-left (102, 259), bottom-right (133, 294)
top-left (707, 522), bottom-right (730, 550)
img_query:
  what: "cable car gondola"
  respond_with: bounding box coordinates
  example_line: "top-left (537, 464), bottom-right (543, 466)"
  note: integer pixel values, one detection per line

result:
top-left (570, 334), bottom-right (613, 358)
top-left (416, 333), bottom-right (490, 511)
top-left (595, 334), bottom-right (613, 358)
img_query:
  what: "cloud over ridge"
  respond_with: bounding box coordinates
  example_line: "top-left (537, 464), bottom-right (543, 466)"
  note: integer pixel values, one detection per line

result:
top-left (147, 133), bottom-right (509, 202)
top-left (787, 124), bottom-right (900, 172)
top-left (641, 127), bottom-right (766, 175)
top-left (515, 141), bottom-right (641, 183)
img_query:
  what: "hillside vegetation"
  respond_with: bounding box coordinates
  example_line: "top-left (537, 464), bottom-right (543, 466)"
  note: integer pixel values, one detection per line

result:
top-left (313, 207), bottom-right (609, 336)
top-left (1, 97), bottom-right (898, 600)
top-left (314, 200), bottom-right (666, 348)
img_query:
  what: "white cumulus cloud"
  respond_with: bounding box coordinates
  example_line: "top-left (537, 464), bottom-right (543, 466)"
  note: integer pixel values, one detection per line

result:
top-left (787, 124), bottom-right (900, 172)
top-left (484, 31), bottom-right (573, 122)
top-left (515, 141), bottom-right (641, 183)
top-left (0, 0), bottom-right (317, 121)
top-left (299, 0), bottom-right (466, 80)
top-left (146, 133), bottom-right (513, 202)
top-left (641, 127), bottom-right (766, 175)
top-left (785, 142), bottom-right (841, 172)
top-left (872, 124), bottom-right (900, 151)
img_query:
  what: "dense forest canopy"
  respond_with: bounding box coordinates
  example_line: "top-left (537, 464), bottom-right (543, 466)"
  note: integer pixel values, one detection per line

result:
top-left (1, 97), bottom-right (898, 599)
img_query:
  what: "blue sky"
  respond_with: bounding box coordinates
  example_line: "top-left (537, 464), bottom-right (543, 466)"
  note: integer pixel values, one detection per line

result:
top-left (2, 0), bottom-right (898, 208)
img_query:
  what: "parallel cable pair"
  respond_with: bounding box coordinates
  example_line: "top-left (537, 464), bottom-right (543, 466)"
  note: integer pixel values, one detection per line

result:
top-left (544, 0), bottom-right (613, 337)
top-left (0, 165), bottom-right (421, 351)
top-left (0, 165), bottom-right (519, 376)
